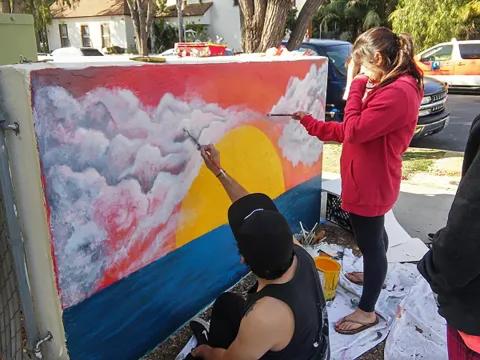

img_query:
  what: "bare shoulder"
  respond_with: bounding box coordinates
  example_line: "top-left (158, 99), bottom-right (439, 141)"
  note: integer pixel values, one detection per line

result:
top-left (245, 296), bottom-right (294, 329)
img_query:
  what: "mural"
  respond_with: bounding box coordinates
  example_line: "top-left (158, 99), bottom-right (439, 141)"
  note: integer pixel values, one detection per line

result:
top-left (31, 59), bottom-right (327, 359)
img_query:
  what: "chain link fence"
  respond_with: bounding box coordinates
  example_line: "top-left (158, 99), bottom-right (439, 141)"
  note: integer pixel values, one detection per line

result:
top-left (0, 196), bottom-right (28, 360)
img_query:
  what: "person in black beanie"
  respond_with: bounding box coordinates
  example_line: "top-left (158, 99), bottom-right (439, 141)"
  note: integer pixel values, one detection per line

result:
top-left (185, 144), bottom-right (330, 360)
top-left (418, 114), bottom-right (480, 359)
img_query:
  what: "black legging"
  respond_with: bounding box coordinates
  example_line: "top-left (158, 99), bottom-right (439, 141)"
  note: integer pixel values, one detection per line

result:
top-left (208, 292), bottom-right (246, 349)
top-left (349, 213), bottom-right (389, 313)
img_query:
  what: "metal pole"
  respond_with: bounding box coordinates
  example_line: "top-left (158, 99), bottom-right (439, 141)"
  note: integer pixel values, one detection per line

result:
top-left (0, 110), bottom-right (39, 356)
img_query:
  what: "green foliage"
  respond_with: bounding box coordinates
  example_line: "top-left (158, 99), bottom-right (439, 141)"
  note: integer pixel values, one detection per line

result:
top-left (185, 23), bottom-right (209, 41)
top-left (25, 0), bottom-right (73, 52)
top-left (164, 4), bottom-right (176, 13)
top-left (156, 0), bottom-right (167, 13)
top-left (390, 0), bottom-right (480, 51)
top-left (106, 46), bottom-right (126, 54)
top-left (128, 44), bottom-right (139, 54)
top-left (285, 7), bottom-right (298, 36)
top-left (152, 20), bottom-right (177, 53)
top-left (312, 0), bottom-right (391, 40)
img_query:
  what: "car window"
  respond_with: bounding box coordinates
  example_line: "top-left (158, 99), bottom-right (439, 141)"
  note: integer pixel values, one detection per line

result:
top-left (81, 48), bottom-right (103, 56)
top-left (421, 45), bottom-right (453, 61)
top-left (323, 44), bottom-right (352, 76)
top-left (459, 44), bottom-right (480, 59)
top-left (299, 46), bottom-right (319, 55)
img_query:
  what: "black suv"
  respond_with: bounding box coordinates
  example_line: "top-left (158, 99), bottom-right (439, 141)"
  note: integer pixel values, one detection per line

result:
top-left (287, 39), bottom-right (450, 139)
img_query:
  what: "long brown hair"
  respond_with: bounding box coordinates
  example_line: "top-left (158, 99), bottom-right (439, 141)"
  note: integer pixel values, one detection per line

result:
top-left (351, 27), bottom-right (423, 92)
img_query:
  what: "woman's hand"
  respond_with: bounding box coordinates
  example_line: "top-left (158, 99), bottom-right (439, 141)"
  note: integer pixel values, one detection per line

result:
top-left (343, 59), bottom-right (362, 100)
top-left (347, 58), bottom-right (361, 80)
top-left (292, 111), bottom-right (309, 121)
top-left (200, 144), bottom-right (221, 175)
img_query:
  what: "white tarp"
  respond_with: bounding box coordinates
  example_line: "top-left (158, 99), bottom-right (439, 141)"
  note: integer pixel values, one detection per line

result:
top-left (384, 277), bottom-right (447, 360)
top-left (329, 249), bottom-right (419, 359)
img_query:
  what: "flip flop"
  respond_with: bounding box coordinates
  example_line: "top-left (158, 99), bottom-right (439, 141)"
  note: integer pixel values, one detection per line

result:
top-left (335, 315), bottom-right (380, 335)
top-left (346, 272), bottom-right (387, 289)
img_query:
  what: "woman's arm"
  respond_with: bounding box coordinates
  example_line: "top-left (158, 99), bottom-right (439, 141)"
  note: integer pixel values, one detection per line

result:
top-left (299, 114), bottom-right (345, 143)
top-left (294, 74), bottom-right (368, 144)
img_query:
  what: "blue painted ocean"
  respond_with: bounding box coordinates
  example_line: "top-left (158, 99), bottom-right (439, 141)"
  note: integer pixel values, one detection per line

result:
top-left (62, 176), bottom-right (322, 360)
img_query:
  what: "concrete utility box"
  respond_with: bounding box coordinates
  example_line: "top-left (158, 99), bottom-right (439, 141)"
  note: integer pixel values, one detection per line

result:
top-left (0, 13), bottom-right (37, 65)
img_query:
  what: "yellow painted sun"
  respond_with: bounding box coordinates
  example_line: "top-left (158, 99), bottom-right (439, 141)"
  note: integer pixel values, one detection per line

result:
top-left (176, 125), bottom-right (286, 248)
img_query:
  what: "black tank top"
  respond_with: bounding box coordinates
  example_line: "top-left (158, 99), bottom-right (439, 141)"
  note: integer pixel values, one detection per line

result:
top-left (244, 245), bottom-right (330, 360)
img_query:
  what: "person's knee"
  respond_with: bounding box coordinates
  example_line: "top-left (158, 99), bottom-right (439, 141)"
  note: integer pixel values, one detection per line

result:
top-left (213, 292), bottom-right (241, 313)
top-left (361, 242), bottom-right (387, 257)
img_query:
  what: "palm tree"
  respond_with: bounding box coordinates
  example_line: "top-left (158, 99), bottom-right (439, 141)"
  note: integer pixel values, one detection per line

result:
top-left (313, 0), bottom-right (396, 40)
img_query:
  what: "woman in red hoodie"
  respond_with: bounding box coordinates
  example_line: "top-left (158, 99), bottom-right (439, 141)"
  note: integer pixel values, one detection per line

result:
top-left (293, 27), bottom-right (424, 334)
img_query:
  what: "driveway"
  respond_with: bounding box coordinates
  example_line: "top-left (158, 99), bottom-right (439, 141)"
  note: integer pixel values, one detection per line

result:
top-left (394, 183), bottom-right (455, 242)
top-left (411, 94), bottom-right (480, 152)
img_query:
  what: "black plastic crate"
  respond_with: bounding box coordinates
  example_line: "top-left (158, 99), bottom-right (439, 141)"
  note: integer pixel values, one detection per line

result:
top-left (325, 193), bottom-right (353, 232)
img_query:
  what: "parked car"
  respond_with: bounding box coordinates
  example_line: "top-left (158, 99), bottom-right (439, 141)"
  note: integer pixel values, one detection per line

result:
top-left (50, 47), bottom-right (104, 59)
top-left (415, 39), bottom-right (480, 91)
top-left (285, 39), bottom-right (450, 139)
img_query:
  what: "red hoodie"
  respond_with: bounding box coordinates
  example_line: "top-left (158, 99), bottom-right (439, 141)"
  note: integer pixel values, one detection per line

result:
top-left (300, 75), bottom-right (423, 217)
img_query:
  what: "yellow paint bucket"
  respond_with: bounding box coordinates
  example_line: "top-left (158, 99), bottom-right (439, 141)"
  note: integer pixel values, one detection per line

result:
top-left (314, 256), bottom-right (341, 301)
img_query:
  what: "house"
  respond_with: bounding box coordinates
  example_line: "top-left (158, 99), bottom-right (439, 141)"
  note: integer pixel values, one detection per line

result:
top-left (162, 0), bottom-right (242, 51)
top-left (46, 0), bottom-right (311, 53)
top-left (47, 0), bottom-right (135, 52)
top-left (161, 0), bottom-right (310, 51)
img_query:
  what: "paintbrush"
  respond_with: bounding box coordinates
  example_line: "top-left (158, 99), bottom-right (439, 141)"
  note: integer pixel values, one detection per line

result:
top-left (183, 128), bottom-right (225, 175)
top-left (267, 113), bottom-right (295, 117)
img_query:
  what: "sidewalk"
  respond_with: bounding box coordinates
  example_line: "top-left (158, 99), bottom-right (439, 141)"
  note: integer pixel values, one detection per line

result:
top-left (322, 172), bottom-right (456, 243)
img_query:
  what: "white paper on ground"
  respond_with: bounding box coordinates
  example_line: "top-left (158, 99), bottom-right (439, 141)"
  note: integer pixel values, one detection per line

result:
top-left (385, 210), bottom-right (411, 248)
top-left (387, 238), bottom-right (429, 263)
top-left (303, 243), bottom-right (345, 259)
top-left (330, 249), bottom-right (420, 359)
top-left (384, 276), bottom-right (447, 360)
top-left (174, 336), bottom-right (197, 360)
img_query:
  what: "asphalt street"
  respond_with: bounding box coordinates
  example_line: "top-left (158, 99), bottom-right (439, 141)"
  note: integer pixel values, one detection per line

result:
top-left (411, 94), bottom-right (480, 152)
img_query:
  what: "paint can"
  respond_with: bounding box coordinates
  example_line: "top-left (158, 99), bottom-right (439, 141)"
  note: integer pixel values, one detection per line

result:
top-left (314, 256), bottom-right (341, 301)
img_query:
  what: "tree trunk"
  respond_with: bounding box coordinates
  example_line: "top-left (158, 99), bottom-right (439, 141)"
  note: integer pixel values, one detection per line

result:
top-left (239, 0), bottom-right (290, 53)
top-left (177, 0), bottom-right (183, 42)
top-left (126, 0), bottom-right (156, 56)
top-left (27, 0), bottom-right (41, 52)
top-left (378, 0), bottom-right (386, 25)
top-left (145, 0), bottom-right (155, 54)
top-left (287, 0), bottom-right (325, 50)
top-left (0, 0), bottom-right (11, 13)
top-left (259, 0), bottom-right (290, 51)
top-left (12, 0), bottom-right (27, 13)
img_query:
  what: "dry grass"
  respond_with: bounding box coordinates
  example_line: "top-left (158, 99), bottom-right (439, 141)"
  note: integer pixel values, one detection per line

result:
top-left (323, 143), bottom-right (463, 181)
